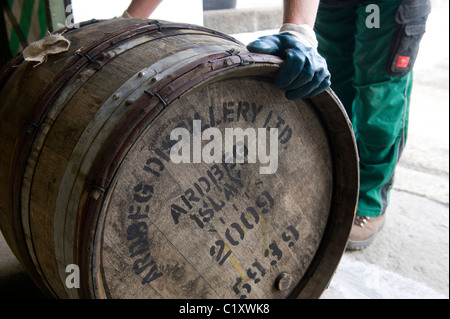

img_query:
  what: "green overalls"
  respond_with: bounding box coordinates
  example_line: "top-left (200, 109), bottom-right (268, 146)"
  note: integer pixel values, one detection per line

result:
top-left (315, 0), bottom-right (431, 217)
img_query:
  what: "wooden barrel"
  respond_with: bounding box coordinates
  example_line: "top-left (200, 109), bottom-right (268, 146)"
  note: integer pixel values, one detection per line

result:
top-left (0, 19), bottom-right (358, 299)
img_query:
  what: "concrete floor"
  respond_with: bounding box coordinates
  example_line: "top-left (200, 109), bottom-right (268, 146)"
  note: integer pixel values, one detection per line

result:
top-left (0, 0), bottom-right (448, 299)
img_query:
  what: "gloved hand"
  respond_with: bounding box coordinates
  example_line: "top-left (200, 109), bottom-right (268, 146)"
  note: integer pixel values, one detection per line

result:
top-left (247, 24), bottom-right (331, 100)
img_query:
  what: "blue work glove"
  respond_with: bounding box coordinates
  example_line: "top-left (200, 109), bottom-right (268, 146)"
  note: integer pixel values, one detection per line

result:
top-left (247, 24), bottom-right (331, 100)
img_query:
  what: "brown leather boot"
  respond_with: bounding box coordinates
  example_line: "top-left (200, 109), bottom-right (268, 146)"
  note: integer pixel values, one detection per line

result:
top-left (346, 215), bottom-right (386, 250)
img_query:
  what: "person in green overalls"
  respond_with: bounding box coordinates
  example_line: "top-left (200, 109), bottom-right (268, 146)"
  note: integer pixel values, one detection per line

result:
top-left (313, 0), bottom-right (431, 249)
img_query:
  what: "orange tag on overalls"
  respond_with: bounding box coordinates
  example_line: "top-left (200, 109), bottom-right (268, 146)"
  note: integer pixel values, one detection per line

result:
top-left (396, 56), bottom-right (411, 68)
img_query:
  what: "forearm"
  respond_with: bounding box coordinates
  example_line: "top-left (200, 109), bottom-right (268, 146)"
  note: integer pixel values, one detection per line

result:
top-left (126, 0), bottom-right (163, 18)
top-left (283, 0), bottom-right (320, 27)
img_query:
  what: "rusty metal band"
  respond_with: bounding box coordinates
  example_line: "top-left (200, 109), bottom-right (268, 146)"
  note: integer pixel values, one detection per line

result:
top-left (7, 21), bottom-right (242, 298)
top-left (77, 51), bottom-right (284, 298)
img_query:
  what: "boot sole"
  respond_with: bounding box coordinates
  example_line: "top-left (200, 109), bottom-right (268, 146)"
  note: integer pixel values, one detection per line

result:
top-left (346, 218), bottom-right (386, 251)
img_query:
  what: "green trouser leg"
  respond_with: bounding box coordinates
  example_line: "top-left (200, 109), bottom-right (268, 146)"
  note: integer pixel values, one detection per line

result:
top-left (315, 1), bottom-right (413, 217)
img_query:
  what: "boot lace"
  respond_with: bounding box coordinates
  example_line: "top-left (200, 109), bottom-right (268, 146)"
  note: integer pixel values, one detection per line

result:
top-left (354, 215), bottom-right (371, 228)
